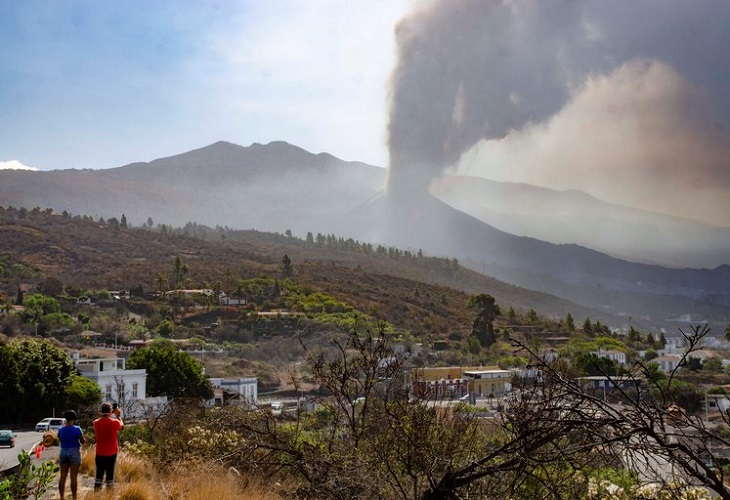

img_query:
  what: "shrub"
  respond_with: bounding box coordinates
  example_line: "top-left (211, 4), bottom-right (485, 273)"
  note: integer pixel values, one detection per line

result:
top-left (0, 450), bottom-right (57, 500)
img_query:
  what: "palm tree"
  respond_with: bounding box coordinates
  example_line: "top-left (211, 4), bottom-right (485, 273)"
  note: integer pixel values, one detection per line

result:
top-left (156, 273), bottom-right (168, 296)
top-left (172, 257), bottom-right (188, 296)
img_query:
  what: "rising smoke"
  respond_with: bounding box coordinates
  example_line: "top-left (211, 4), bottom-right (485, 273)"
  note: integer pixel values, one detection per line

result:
top-left (386, 0), bottom-right (730, 225)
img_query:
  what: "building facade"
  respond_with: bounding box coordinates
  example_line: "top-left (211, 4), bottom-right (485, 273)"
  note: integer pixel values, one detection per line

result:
top-left (208, 377), bottom-right (258, 406)
top-left (411, 366), bottom-right (512, 399)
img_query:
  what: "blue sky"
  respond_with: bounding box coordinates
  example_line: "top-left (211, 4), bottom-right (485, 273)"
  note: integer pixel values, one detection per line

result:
top-left (0, 1), bottom-right (410, 170)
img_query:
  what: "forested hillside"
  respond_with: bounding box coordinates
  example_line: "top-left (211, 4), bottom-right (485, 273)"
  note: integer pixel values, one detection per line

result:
top-left (0, 205), bottom-right (608, 337)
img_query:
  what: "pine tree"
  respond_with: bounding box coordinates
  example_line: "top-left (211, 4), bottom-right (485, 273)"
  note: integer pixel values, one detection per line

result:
top-left (281, 254), bottom-right (293, 278)
top-left (468, 293), bottom-right (501, 348)
top-left (583, 317), bottom-right (593, 335)
top-left (565, 313), bottom-right (575, 331)
top-left (508, 306), bottom-right (517, 323)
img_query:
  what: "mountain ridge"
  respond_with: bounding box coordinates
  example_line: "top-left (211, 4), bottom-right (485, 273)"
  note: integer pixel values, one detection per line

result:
top-left (0, 140), bottom-right (727, 331)
top-left (432, 175), bottom-right (730, 269)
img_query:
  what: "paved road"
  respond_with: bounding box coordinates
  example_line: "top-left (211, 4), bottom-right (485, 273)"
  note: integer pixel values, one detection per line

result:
top-left (0, 431), bottom-right (42, 471)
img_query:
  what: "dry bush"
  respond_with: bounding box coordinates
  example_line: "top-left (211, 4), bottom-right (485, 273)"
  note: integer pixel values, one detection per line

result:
top-left (115, 453), bottom-right (150, 483)
top-left (79, 481), bottom-right (157, 500)
top-left (80, 446), bottom-right (95, 476)
top-left (80, 447), bottom-right (155, 486)
top-left (76, 452), bottom-right (282, 499)
top-left (159, 463), bottom-right (283, 500)
top-left (115, 481), bottom-right (157, 500)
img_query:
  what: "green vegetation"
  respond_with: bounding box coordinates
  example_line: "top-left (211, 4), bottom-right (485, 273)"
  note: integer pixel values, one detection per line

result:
top-left (0, 338), bottom-right (76, 422)
top-left (127, 340), bottom-right (213, 399)
top-left (0, 451), bottom-right (58, 500)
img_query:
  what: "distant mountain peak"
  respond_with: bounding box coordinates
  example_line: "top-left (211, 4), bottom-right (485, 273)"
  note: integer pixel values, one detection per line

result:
top-left (193, 140), bottom-right (246, 153)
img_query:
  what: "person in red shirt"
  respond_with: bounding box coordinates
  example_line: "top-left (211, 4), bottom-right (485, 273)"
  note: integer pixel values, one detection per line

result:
top-left (93, 403), bottom-right (124, 491)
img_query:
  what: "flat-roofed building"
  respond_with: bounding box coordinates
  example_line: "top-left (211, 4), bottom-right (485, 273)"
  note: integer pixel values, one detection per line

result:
top-left (411, 366), bottom-right (511, 399)
top-left (462, 369), bottom-right (512, 398)
top-left (209, 377), bottom-right (258, 406)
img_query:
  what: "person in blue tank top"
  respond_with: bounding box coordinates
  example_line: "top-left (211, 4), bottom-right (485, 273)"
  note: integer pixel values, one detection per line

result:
top-left (57, 410), bottom-right (86, 500)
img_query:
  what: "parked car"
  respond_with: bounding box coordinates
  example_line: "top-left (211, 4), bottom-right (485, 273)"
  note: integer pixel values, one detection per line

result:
top-left (270, 402), bottom-right (283, 416)
top-left (0, 430), bottom-right (14, 448)
top-left (35, 417), bottom-right (65, 432)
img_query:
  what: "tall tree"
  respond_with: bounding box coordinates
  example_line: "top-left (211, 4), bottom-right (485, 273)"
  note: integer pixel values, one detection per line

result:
top-left (468, 293), bottom-right (500, 348)
top-left (172, 256), bottom-right (188, 293)
top-left (21, 293), bottom-right (62, 334)
top-left (564, 312), bottom-right (575, 331)
top-left (583, 317), bottom-right (593, 335)
top-left (281, 254), bottom-right (293, 278)
top-left (63, 373), bottom-right (102, 410)
top-left (156, 273), bottom-right (168, 295)
top-left (127, 341), bottom-right (212, 399)
top-left (507, 306), bottom-right (517, 323)
top-left (1, 339), bottom-right (75, 422)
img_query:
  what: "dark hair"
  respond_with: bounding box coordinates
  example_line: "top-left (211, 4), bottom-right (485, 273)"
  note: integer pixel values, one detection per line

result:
top-left (112, 402), bottom-right (118, 409)
top-left (64, 410), bottom-right (77, 422)
top-left (101, 403), bottom-right (112, 414)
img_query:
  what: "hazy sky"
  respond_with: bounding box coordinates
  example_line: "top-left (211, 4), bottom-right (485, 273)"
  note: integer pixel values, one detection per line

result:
top-left (0, 1), bottom-right (410, 171)
top-left (386, 1), bottom-right (730, 227)
top-left (2, 1), bottom-right (729, 227)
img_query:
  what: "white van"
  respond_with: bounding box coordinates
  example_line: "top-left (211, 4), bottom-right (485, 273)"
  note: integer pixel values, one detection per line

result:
top-left (35, 417), bottom-right (65, 432)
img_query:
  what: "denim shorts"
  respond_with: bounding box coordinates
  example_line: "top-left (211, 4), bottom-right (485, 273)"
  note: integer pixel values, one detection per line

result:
top-left (59, 447), bottom-right (82, 465)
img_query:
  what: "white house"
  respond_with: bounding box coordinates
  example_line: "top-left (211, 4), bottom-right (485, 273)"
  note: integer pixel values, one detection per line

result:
top-left (208, 377), bottom-right (258, 407)
top-left (218, 293), bottom-right (247, 306)
top-left (706, 393), bottom-right (730, 413)
top-left (661, 336), bottom-right (687, 355)
top-left (652, 354), bottom-right (682, 373)
top-left (591, 348), bottom-right (627, 365)
top-left (72, 353), bottom-right (149, 417)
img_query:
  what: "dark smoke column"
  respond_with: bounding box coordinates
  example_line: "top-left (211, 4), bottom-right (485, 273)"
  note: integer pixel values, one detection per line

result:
top-left (386, 0), bottom-right (585, 203)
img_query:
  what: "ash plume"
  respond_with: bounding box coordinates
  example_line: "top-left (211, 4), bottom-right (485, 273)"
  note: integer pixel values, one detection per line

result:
top-left (386, 0), bottom-right (588, 200)
top-left (386, 1), bottom-right (730, 224)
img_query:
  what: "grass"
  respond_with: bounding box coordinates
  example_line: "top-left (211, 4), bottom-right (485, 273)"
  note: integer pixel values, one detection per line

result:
top-left (73, 446), bottom-right (282, 499)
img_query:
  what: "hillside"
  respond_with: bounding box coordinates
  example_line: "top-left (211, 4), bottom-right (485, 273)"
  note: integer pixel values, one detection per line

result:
top-left (0, 207), bottom-right (612, 337)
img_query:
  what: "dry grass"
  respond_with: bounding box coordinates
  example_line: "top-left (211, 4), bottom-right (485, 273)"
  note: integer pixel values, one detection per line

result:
top-left (159, 463), bottom-right (283, 500)
top-left (71, 448), bottom-right (283, 500)
top-left (80, 447), bottom-right (94, 474)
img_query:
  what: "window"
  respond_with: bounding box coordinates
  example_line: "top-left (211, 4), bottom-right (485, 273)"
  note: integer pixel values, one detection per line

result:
top-left (132, 383), bottom-right (138, 399)
top-left (105, 384), bottom-right (112, 400)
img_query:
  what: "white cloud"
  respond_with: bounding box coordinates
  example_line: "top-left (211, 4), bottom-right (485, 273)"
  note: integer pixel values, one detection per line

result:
top-left (0, 160), bottom-right (37, 171)
top-left (454, 59), bottom-right (730, 227)
top-left (190, 1), bottom-right (412, 166)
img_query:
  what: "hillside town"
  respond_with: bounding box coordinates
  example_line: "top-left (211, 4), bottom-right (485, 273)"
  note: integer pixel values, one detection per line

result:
top-left (3, 262), bottom-right (730, 499)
